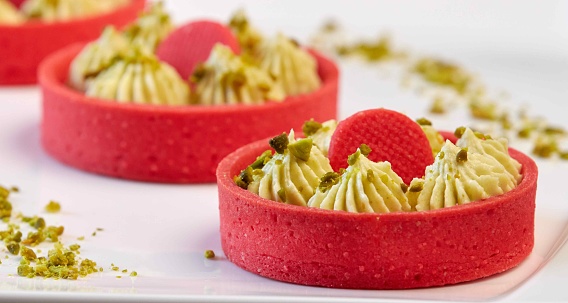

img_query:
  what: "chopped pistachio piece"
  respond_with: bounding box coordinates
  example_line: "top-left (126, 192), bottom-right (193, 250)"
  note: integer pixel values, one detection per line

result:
top-left (288, 138), bottom-right (313, 161)
top-left (456, 148), bottom-right (468, 163)
top-left (269, 133), bottom-right (289, 154)
top-left (416, 117), bottom-right (432, 126)
top-left (302, 119), bottom-right (323, 136)
top-left (318, 172), bottom-right (341, 193)
top-left (44, 201), bottom-right (61, 213)
top-left (204, 250), bottom-right (215, 259)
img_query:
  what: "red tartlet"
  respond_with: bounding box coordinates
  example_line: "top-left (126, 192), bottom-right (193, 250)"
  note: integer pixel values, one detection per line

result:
top-left (0, 0), bottom-right (145, 85)
top-left (216, 132), bottom-right (537, 289)
top-left (39, 44), bottom-right (338, 183)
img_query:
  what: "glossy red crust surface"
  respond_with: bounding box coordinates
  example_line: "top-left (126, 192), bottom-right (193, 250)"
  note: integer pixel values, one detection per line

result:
top-left (216, 134), bottom-right (537, 289)
top-left (39, 44), bottom-right (338, 183)
top-left (0, 0), bottom-right (145, 85)
top-left (328, 108), bottom-right (434, 184)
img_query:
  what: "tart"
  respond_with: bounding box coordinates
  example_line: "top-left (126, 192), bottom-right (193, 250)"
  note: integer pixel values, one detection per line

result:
top-left (39, 44), bottom-right (338, 183)
top-left (0, 0), bottom-right (144, 85)
top-left (216, 126), bottom-right (537, 289)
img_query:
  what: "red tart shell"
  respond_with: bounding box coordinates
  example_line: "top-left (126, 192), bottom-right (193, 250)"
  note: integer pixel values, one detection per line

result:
top-left (0, 0), bottom-right (145, 85)
top-left (216, 132), bottom-right (537, 289)
top-left (39, 44), bottom-right (339, 183)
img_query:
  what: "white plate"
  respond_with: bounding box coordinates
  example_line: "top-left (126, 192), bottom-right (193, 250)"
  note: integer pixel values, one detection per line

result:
top-left (1, 1), bottom-right (568, 302)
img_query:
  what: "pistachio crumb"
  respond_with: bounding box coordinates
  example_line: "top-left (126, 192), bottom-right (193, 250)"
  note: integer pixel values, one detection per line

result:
top-left (288, 138), bottom-right (313, 161)
top-left (400, 183), bottom-right (408, 193)
top-left (416, 117), bottom-right (432, 126)
top-left (302, 119), bottom-right (323, 136)
top-left (130, 271), bottom-right (138, 277)
top-left (456, 148), bottom-right (468, 163)
top-left (409, 182), bottom-right (424, 192)
top-left (454, 126), bottom-right (466, 139)
top-left (359, 144), bottom-right (372, 157)
top-left (204, 250), bottom-right (215, 259)
top-left (44, 201), bottom-right (61, 213)
top-left (319, 172), bottom-right (341, 193)
top-left (269, 133), bottom-right (289, 154)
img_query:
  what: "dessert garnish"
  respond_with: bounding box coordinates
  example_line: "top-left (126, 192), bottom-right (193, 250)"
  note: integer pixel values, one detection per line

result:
top-left (85, 48), bottom-right (189, 105)
top-left (303, 119), bottom-right (337, 156)
top-left (21, 0), bottom-right (127, 22)
top-left (256, 33), bottom-right (321, 96)
top-left (237, 130), bottom-right (332, 206)
top-left (228, 9), bottom-right (263, 58)
top-left (328, 108), bottom-right (434, 184)
top-left (69, 2), bottom-right (173, 91)
top-left (416, 117), bottom-right (444, 156)
top-left (408, 129), bottom-right (520, 211)
top-left (308, 145), bottom-right (411, 213)
top-left (157, 20), bottom-right (240, 80)
top-left (236, 115), bottom-right (523, 214)
top-left (191, 44), bottom-right (284, 105)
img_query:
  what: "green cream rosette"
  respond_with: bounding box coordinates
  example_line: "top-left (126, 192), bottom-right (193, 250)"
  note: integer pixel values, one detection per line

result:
top-left (308, 146), bottom-right (411, 213)
top-left (256, 33), bottom-right (321, 96)
top-left (191, 44), bottom-right (285, 105)
top-left (239, 131), bottom-right (333, 206)
top-left (85, 49), bottom-right (189, 106)
top-left (408, 139), bottom-right (519, 211)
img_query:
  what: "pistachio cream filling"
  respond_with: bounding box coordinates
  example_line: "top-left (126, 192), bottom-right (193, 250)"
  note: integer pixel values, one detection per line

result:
top-left (416, 118), bottom-right (445, 156)
top-left (408, 139), bottom-right (519, 211)
top-left (236, 130), bottom-right (333, 206)
top-left (455, 127), bottom-right (522, 183)
top-left (69, 26), bottom-right (129, 91)
top-left (228, 9), bottom-right (264, 58)
top-left (69, 2), bottom-right (173, 91)
top-left (191, 44), bottom-right (285, 105)
top-left (256, 33), bottom-right (321, 96)
top-left (122, 1), bottom-right (173, 52)
top-left (303, 119), bottom-right (337, 156)
top-left (308, 146), bottom-right (411, 213)
top-left (0, 0), bottom-right (24, 25)
top-left (237, 122), bottom-right (523, 214)
top-left (21, 0), bottom-right (127, 22)
top-left (85, 49), bottom-right (189, 105)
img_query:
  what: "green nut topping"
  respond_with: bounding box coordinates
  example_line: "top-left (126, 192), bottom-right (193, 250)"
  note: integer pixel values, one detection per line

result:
top-left (367, 169), bottom-right (375, 182)
top-left (319, 172), bottom-right (341, 193)
top-left (234, 166), bottom-right (254, 189)
top-left (269, 133), bottom-right (289, 154)
top-left (454, 126), bottom-right (466, 139)
top-left (250, 150), bottom-right (273, 170)
top-left (288, 138), bottom-right (313, 161)
top-left (302, 119), bottom-right (323, 136)
top-left (204, 250), bottom-right (215, 259)
top-left (409, 182), bottom-right (424, 193)
top-left (359, 144), bottom-right (372, 157)
top-left (456, 148), bottom-right (468, 163)
top-left (416, 117), bottom-right (432, 126)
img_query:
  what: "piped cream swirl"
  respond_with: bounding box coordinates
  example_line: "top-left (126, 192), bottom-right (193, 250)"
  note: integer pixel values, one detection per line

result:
top-left (247, 131), bottom-right (333, 206)
top-left (256, 33), bottom-right (321, 96)
top-left (308, 148), bottom-right (411, 213)
top-left (85, 50), bottom-right (189, 105)
top-left (409, 140), bottom-right (519, 211)
top-left (191, 44), bottom-right (285, 105)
